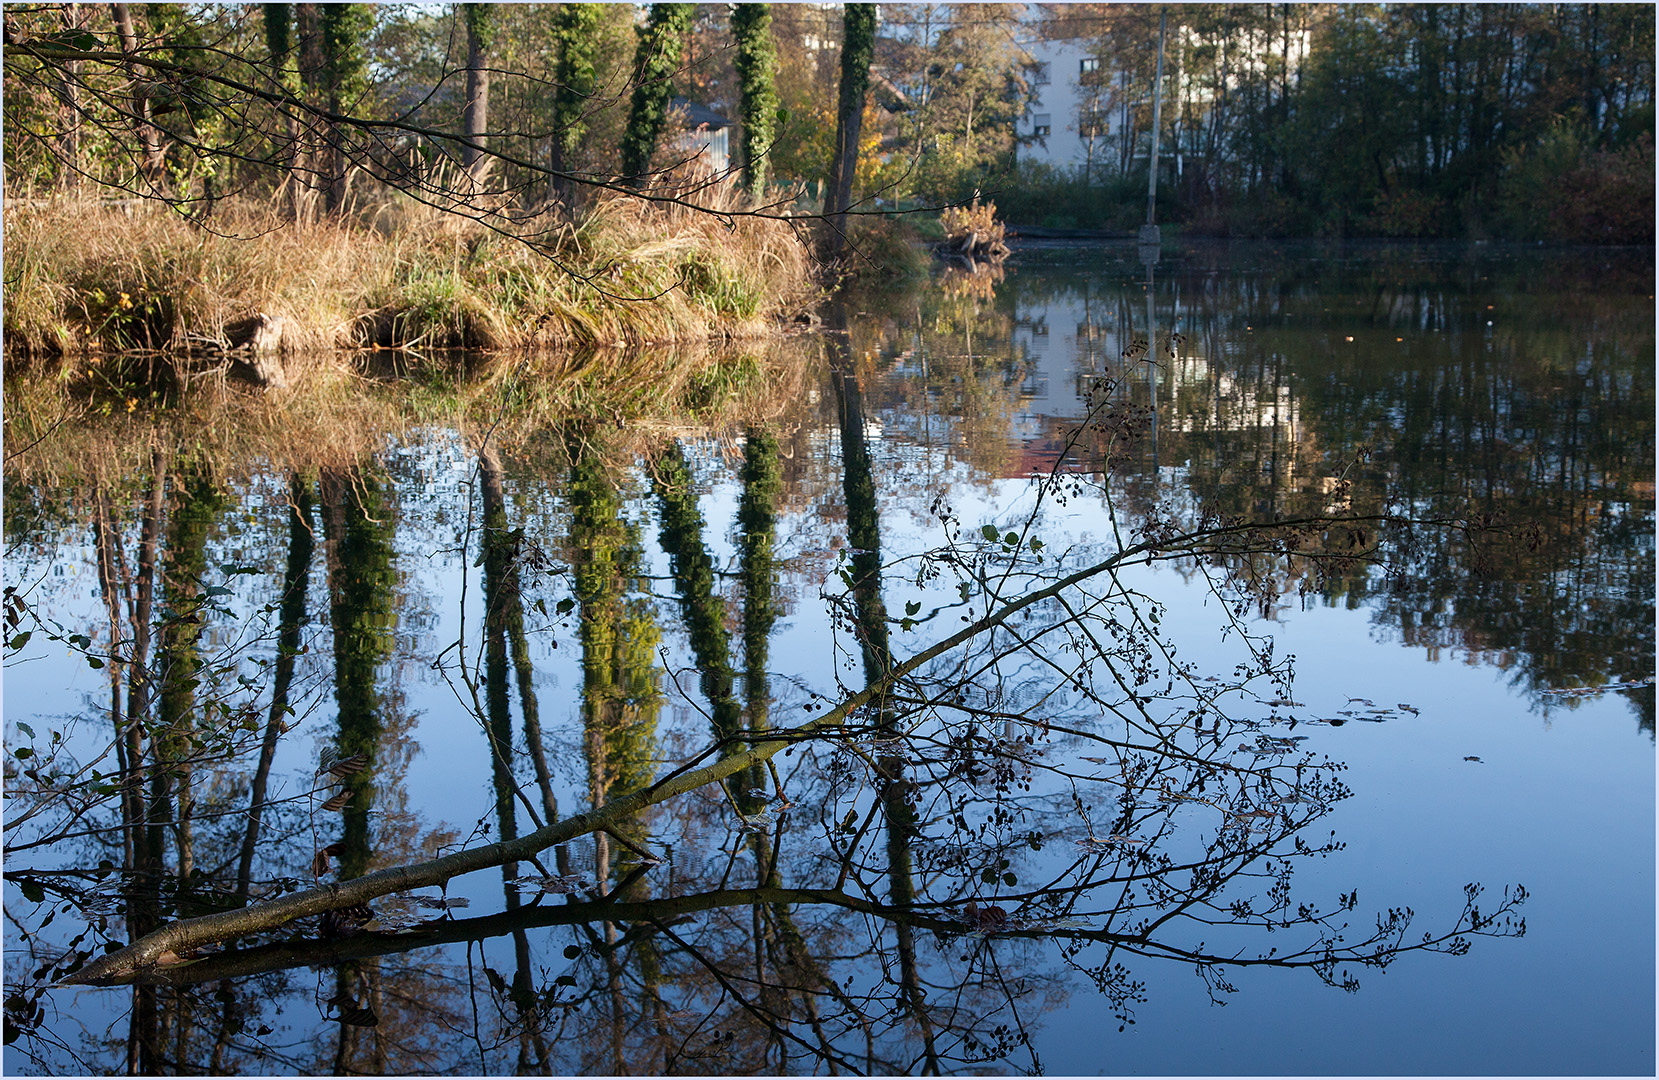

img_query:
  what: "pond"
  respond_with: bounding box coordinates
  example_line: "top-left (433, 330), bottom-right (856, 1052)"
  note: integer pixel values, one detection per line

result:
top-left (4, 241), bottom-right (1653, 1075)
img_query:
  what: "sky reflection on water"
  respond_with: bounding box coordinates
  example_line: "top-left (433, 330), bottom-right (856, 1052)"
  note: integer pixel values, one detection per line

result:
top-left (3, 242), bottom-right (1651, 1075)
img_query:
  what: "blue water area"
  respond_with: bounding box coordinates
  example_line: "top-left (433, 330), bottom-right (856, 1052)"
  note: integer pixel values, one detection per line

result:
top-left (3, 242), bottom-right (1651, 1075)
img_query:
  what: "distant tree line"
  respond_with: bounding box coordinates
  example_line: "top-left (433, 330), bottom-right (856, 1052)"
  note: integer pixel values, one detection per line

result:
top-left (2, 3), bottom-right (1650, 244)
top-left (2, 4), bottom-right (830, 231)
top-left (1010, 3), bottom-right (1655, 241)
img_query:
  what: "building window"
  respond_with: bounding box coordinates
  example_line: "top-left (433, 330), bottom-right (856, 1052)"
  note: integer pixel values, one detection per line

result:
top-left (1033, 61), bottom-right (1051, 86)
top-left (1080, 57), bottom-right (1099, 74)
top-left (1079, 109), bottom-right (1108, 139)
top-left (1032, 113), bottom-right (1051, 139)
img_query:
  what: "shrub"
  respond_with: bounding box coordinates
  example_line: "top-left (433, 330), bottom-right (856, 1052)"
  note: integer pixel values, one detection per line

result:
top-left (1552, 133), bottom-right (1655, 244)
top-left (1496, 125), bottom-right (1655, 244)
top-left (1360, 189), bottom-right (1451, 238)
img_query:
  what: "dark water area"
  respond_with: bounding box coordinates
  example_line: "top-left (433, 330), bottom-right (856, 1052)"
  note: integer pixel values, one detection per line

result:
top-left (3, 242), bottom-right (1652, 1075)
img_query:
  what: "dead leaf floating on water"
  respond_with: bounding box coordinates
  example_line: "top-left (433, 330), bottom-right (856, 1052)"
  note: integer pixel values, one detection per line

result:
top-left (737, 812), bottom-right (774, 835)
top-left (510, 873), bottom-right (590, 895)
top-left (960, 900), bottom-right (1010, 933)
top-left (326, 994), bottom-right (379, 1027)
top-left (310, 843), bottom-right (344, 878)
top-left (1034, 915), bottom-right (1095, 930)
top-left (315, 748), bottom-right (368, 778)
top-left (1539, 677), bottom-right (1655, 697)
top-left (322, 754), bottom-right (368, 779)
top-left (319, 904), bottom-right (377, 938)
top-left (413, 895), bottom-right (468, 910)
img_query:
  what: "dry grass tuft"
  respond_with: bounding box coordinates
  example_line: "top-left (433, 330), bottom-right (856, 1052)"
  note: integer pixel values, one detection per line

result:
top-left (4, 181), bottom-right (819, 375)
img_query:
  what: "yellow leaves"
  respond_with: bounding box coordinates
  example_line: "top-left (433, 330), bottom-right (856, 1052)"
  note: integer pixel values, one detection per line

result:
top-left (117, 292), bottom-right (133, 310)
top-left (125, 398), bottom-right (138, 413)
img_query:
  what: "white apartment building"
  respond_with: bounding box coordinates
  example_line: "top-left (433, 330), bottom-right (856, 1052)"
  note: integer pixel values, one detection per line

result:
top-left (1015, 13), bottom-right (1310, 181)
top-left (1016, 36), bottom-right (1126, 176)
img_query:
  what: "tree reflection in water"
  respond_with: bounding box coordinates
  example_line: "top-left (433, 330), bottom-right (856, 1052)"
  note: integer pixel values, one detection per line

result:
top-left (10, 426), bottom-right (1530, 1074)
top-left (28, 247), bottom-right (1653, 1072)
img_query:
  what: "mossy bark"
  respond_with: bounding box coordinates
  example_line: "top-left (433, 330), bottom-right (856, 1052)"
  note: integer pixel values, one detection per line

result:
top-left (620, 3), bottom-right (697, 186)
top-left (822, 4), bottom-right (877, 262)
top-left (732, 4), bottom-right (780, 193)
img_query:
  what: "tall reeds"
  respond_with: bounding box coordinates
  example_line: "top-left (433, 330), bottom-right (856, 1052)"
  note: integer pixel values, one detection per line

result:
top-left (2, 184), bottom-right (819, 372)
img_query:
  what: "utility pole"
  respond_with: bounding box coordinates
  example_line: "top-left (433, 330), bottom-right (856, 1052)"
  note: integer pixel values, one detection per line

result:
top-left (1138, 7), bottom-right (1168, 249)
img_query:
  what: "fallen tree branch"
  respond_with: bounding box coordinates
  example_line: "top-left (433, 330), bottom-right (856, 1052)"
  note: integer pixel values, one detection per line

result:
top-left (60, 512), bottom-right (1410, 987)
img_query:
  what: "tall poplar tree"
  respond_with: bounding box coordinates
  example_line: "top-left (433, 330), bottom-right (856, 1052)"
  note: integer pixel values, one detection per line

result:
top-left (732, 3), bottom-right (779, 194)
top-left (549, 3), bottom-right (604, 202)
top-left (619, 2), bottom-right (696, 186)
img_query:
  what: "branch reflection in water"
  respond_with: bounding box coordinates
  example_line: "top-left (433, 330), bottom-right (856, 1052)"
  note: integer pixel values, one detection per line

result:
top-left (14, 242), bottom-right (1650, 1074)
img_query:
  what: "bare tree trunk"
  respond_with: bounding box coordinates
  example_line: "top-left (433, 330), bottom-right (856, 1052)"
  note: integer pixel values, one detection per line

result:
top-left (293, 3), bottom-right (324, 218)
top-left (460, 4), bottom-right (493, 186)
top-left (821, 4), bottom-right (877, 263)
top-left (110, 2), bottom-right (166, 191)
top-left (93, 483), bottom-right (137, 869)
top-left (236, 475), bottom-right (314, 900)
top-left (54, 4), bottom-right (84, 191)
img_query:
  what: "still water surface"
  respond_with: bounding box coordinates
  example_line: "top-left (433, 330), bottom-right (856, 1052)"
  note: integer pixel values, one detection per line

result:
top-left (4, 242), bottom-right (1652, 1074)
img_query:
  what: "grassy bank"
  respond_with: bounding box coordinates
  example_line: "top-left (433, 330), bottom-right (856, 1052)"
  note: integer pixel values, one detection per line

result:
top-left (2, 190), bottom-right (819, 372)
